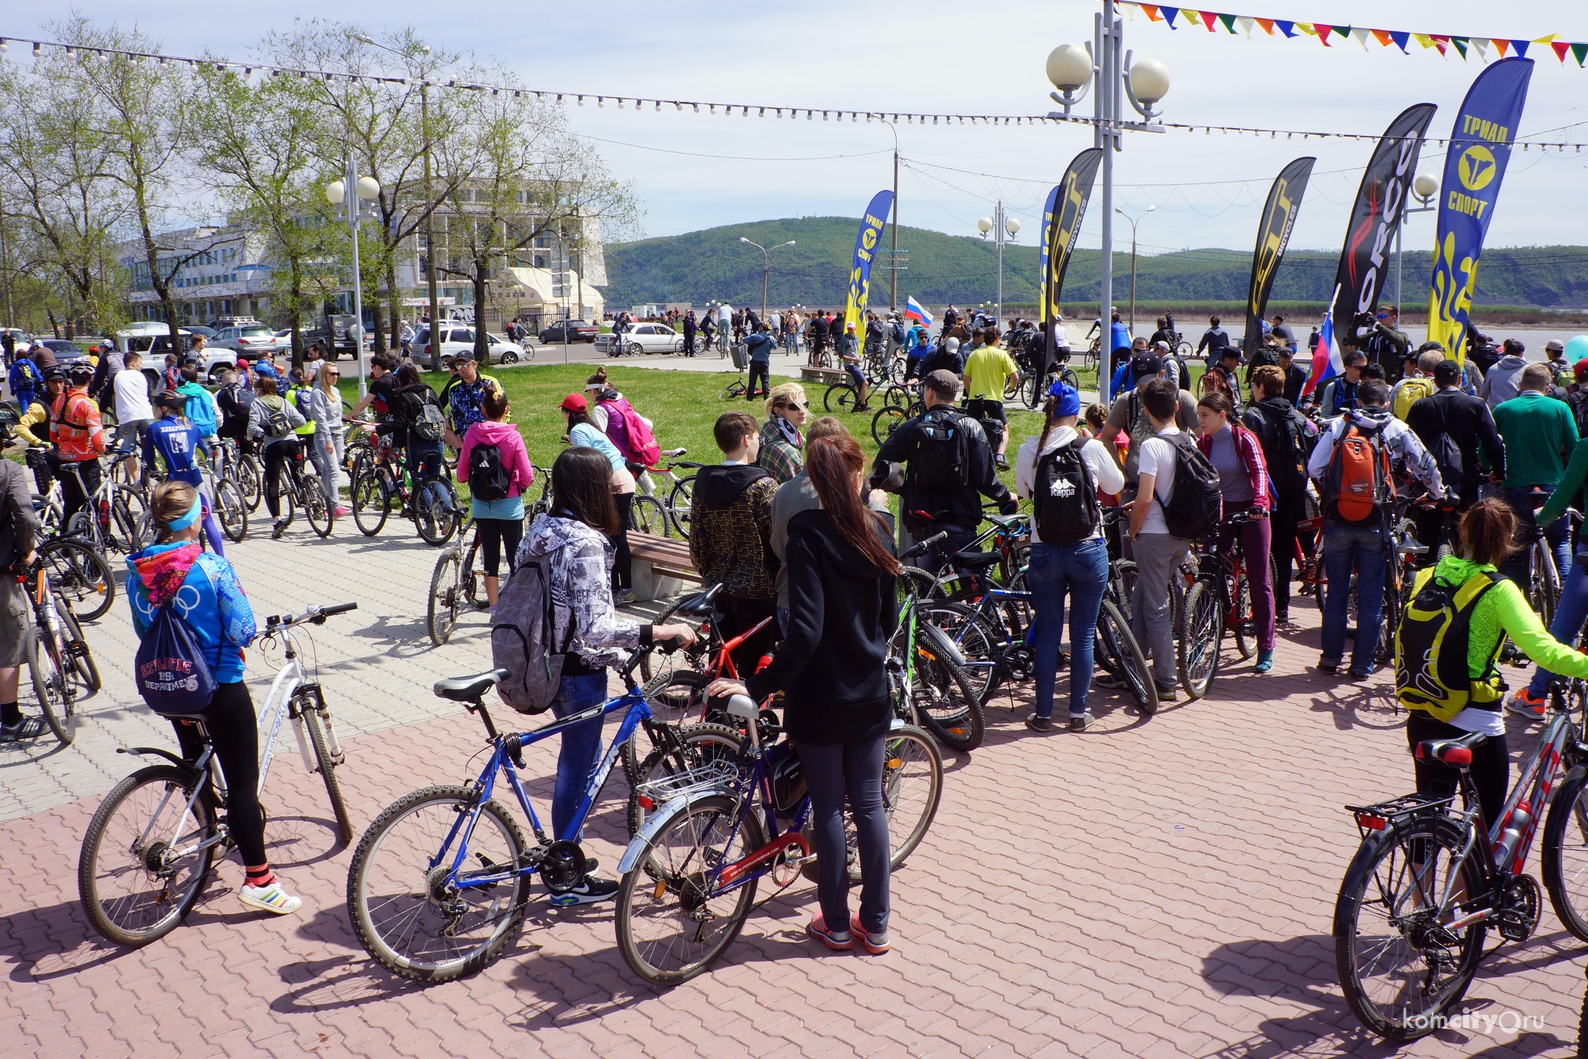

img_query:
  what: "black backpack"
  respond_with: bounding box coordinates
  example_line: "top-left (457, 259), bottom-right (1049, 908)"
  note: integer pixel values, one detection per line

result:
top-left (905, 409), bottom-right (970, 495)
top-left (468, 442), bottom-right (511, 503)
top-left (1247, 403), bottom-right (1309, 494)
top-left (1158, 434), bottom-right (1223, 540)
top-left (1032, 438), bottom-right (1100, 544)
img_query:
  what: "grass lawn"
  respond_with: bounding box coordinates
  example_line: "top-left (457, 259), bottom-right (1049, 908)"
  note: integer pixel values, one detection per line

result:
top-left (337, 363), bottom-right (1046, 505)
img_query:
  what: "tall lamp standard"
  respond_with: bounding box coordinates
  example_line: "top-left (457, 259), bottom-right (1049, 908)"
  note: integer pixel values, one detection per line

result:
top-left (739, 237), bottom-right (795, 322)
top-left (327, 165), bottom-right (382, 397)
top-left (1114, 205), bottom-right (1154, 334)
top-left (1046, 1), bottom-right (1170, 404)
top-left (977, 206), bottom-right (1021, 326)
top-left (1397, 173), bottom-right (1439, 315)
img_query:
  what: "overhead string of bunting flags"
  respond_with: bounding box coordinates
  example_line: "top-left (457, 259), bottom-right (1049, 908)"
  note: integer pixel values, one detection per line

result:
top-left (1116, 2), bottom-right (1588, 67)
top-left (1, 31), bottom-right (1587, 152)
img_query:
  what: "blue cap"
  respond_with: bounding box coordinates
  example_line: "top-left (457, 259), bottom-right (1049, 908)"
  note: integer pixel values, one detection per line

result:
top-left (1047, 378), bottom-right (1082, 417)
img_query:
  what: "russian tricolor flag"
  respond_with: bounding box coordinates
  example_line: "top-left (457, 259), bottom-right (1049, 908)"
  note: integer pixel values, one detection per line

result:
top-left (904, 297), bottom-right (933, 326)
top-left (1300, 286), bottom-right (1344, 402)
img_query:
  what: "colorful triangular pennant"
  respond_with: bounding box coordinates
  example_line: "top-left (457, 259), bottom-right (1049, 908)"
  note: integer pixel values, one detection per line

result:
top-left (1371, 29), bottom-right (1392, 47)
top-left (1512, 40), bottom-right (1530, 58)
top-left (1552, 40), bottom-right (1572, 62)
top-left (1389, 30), bottom-right (1410, 52)
top-left (1494, 38), bottom-right (1510, 57)
top-left (1201, 11), bottom-right (1218, 31)
top-left (1255, 16), bottom-right (1274, 34)
top-left (1313, 24), bottom-right (1333, 46)
top-left (1430, 34), bottom-right (1450, 57)
top-left (1274, 19), bottom-right (1295, 37)
top-left (1218, 12), bottom-right (1237, 33)
top-left (1573, 42), bottom-right (1588, 67)
top-left (1333, 25), bottom-right (1350, 39)
top-left (1451, 37), bottom-right (1468, 60)
top-left (1471, 38), bottom-right (1490, 61)
top-left (1160, 6), bottom-right (1179, 28)
top-left (1141, 4), bottom-right (1163, 21)
top-left (1236, 15), bottom-right (1254, 36)
top-left (1351, 28), bottom-right (1371, 50)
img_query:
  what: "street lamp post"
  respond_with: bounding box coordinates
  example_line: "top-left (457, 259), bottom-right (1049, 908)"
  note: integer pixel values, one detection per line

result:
top-left (977, 205), bottom-right (1022, 326)
top-left (1046, 2), bottom-right (1170, 405)
top-left (1396, 173), bottom-right (1439, 315)
top-left (1114, 205), bottom-right (1154, 333)
top-left (327, 162), bottom-right (382, 397)
top-left (738, 237), bottom-right (795, 322)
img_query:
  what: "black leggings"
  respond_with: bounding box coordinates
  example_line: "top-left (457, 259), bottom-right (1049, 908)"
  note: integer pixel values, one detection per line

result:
top-left (170, 682), bottom-right (267, 869)
top-left (262, 439), bottom-right (299, 519)
top-left (477, 516), bottom-right (523, 579)
top-left (1406, 711), bottom-right (1509, 830)
top-left (612, 492), bottom-right (633, 591)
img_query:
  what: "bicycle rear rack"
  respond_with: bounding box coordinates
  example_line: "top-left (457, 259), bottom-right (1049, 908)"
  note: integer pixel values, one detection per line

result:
top-left (1344, 792), bottom-right (1459, 839)
top-left (634, 759), bottom-right (740, 812)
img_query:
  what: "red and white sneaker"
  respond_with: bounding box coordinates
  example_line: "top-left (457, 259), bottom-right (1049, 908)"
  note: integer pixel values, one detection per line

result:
top-left (807, 914), bottom-right (852, 951)
top-left (849, 913), bottom-right (891, 955)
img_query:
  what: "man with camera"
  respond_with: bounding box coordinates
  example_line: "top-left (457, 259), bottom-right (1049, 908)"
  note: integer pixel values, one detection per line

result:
top-left (1350, 306), bottom-right (1410, 384)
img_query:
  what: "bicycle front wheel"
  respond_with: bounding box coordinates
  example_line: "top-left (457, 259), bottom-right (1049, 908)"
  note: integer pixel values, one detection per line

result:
top-left (351, 467), bottom-right (390, 536)
top-left (1095, 598), bottom-right (1159, 716)
top-left (427, 547), bottom-right (463, 647)
top-left (347, 786), bottom-right (531, 982)
top-left (27, 628), bottom-right (77, 745)
top-left (1334, 814), bottom-right (1486, 1041)
top-left (39, 538), bottom-right (114, 622)
top-left (628, 494), bottom-right (670, 537)
top-left (668, 475), bottom-right (696, 539)
top-left (215, 478), bottom-right (249, 543)
top-left (1176, 580), bottom-right (1223, 700)
top-left (875, 724), bottom-right (943, 874)
top-left (78, 764), bottom-right (217, 947)
top-left (236, 454), bottom-right (262, 511)
top-left (871, 404), bottom-right (908, 446)
top-left (614, 794), bottom-right (764, 987)
top-left (1542, 765), bottom-right (1588, 942)
top-left (415, 480), bottom-right (459, 546)
top-left (1230, 574), bottom-right (1255, 661)
top-left (303, 476), bottom-right (333, 538)
top-left (295, 690), bottom-right (353, 844)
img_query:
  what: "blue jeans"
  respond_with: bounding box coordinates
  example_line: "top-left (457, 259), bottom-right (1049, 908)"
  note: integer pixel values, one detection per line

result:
top-left (1529, 541), bottom-right (1588, 698)
top-left (1502, 486), bottom-right (1573, 593)
top-left (801, 736), bottom-right (889, 935)
top-left (1026, 538), bottom-right (1109, 718)
top-left (550, 673), bottom-right (608, 840)
top-left (1321, 523), bottom-right (1388, 672)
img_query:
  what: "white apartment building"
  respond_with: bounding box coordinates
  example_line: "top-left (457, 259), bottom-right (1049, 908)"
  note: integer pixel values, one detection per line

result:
top-left (122, 225), bottom-right (276, 326)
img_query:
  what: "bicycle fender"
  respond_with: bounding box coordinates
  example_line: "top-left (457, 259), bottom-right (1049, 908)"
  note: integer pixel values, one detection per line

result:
top-left (917, 621), bottom-right (968, 669)
top-left (118, 745), bottom-right (192, 770)
top-left (616, 787), bottom-right (737, 876)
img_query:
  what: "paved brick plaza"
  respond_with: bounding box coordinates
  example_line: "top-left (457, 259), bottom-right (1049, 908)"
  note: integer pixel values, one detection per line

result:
top-left (0, 521), bottom-right (1580, 1058)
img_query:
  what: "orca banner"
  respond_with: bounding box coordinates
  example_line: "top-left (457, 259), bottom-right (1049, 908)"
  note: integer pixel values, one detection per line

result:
top-left (842, 190), bottom-right (894, 333)
top-left (1043, 147), bottom-right (1103, 350)
top-left (1427, 59), bottom-right (1533, 358)
top-left (1329, 103), bottom-right (1437, 348)
top-left (1242, 157), bottom-right (1315, 356)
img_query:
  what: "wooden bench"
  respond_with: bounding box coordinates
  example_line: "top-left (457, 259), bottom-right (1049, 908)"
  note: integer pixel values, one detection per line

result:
top-left (799, 365), bottom-right (847, 386)
top-left (628, 531), bottom-right (701, 603)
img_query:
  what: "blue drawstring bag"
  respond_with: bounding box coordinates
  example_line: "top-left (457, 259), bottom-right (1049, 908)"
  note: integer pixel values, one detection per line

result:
top-left (134, 603), bottom-right (217, 715)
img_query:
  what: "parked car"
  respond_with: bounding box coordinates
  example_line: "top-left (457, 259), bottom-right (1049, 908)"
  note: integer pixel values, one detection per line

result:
top-left (538, 319), bottom-right (598, 344)
top-left (213, 324), bottom-right (285, 355)
top-left (183, 325), bottom-right (219, 341)
top-left (597, 322), bottom-right (684, 356)
top-left (34, 339), bottom-right (95, 366)
top-left (416, 326), bottom-right (523, 364)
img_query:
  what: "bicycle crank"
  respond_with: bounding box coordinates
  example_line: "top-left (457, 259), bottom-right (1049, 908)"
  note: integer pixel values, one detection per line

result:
top-left (1496, 874), bottom-right (1541, 942)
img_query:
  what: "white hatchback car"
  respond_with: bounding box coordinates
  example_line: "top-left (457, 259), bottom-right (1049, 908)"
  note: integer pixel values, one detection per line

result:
top-left (600, 323), bottom-right (684, 356)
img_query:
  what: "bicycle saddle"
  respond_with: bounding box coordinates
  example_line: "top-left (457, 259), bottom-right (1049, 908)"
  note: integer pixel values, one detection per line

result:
top-left (675, 583), bottom-right (723, 617)
top-left (433, 669), bottom-right (509, 703)
top-left (986, 513), bottom-right (1026, 529)
top-left (1414, 731), bottom-right (1488, 767)
top-left (661, 447), bottom-right (687, 458)
top-left (951, 551), bottom-right (1003, 570)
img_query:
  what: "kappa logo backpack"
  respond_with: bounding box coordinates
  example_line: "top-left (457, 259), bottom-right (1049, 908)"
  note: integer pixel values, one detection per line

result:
top-left (1395, 568), bottom-right (1506, 722)
top-left (490, 551), bottom-right (571, 715)
top-left (1033, 438), bottom-right (1100, 544)
top-left (1321, 421), bottom-right (1395, 524)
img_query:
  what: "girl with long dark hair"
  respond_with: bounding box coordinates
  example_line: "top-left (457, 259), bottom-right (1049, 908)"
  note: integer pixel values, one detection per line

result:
top-left (708, 434), bottom-right (900, 954)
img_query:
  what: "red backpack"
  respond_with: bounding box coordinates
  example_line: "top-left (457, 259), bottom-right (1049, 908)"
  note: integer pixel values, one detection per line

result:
top-left (1321, 421), bottom-right (1394, 524)
top-left (617, 403), bottom-right (661, 467)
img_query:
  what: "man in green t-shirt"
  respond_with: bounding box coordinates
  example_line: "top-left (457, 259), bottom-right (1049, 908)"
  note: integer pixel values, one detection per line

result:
top-left (1493, 361), bottom-right (1580, 588)
top-left (961, 327), bottom-right (1019, 470)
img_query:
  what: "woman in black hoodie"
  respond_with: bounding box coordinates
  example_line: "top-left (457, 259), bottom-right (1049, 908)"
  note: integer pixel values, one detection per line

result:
top-left (708, 433), bottom-right (900, 955)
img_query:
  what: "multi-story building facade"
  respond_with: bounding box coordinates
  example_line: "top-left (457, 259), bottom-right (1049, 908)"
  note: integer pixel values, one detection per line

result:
top-left (122, 225), bottom-right (276, 326)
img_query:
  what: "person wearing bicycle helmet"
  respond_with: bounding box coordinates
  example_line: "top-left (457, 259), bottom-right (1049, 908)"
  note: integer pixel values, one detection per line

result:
top-left (1396, 499), bottom-right (1588, 828)
top-left (125, 481), bottom-right (299, 914)
top-left (145, 391), bottom-right (226, 555)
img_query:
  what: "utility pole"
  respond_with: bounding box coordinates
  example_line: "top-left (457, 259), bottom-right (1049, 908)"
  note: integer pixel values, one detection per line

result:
top-left (422, 80), bottom-right (442, 372)
top-left (0, 183), bottom-right (13, 333)
top-left (891, 147), bottom-right (899, 311)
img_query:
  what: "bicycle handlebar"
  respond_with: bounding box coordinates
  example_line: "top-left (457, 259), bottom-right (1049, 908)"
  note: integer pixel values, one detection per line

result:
top-left (263, 602), bottom-right (358, 631)
top-left (899, 531), bottom-right (948, 561)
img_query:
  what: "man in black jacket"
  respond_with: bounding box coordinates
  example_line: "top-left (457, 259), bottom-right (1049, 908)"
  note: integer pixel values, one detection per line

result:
top-left (1195, 315), bottom-right (1230, 358)
top-left (0, 458), bottom-right (41, 740)
top-left (870, 369), bottom-right (1015, 571)
top-left (1405, 358), bottom-right (1506, 554)
top-left (1243, 365), bottom-right (1318, 621)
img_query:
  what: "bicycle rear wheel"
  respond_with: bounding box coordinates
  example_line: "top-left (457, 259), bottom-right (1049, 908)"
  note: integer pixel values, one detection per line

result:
top-left (295, 689), bottom-right (353, 845)
top-left (303, 474), bottom-right (333, 538)
top-left (1095, 599), bottom-right (1159, 716)
top-left (235, 453), bottom-right (262, 512)
top-left (668, 475), bottom-right (696, 539)
top-left (909, 625), bottom-right (985, 751)
top-left (78, 764), bottom-right (217, 947)
top-left (214, 478), bottom-right (249, 543)
top-left (624, 719), bottom-right (742, 835)
top-left (918, 601), bottom-right (1001, 706)
top-left (351, 466), bottom-right (390, 537)
top-left (39, 538), bottom-right (114, 622)
top-left (461, 537), bottom-right (488, 611)
top-left (1176, 580), bottom-right (1223, 700)
top-left (871, 405), bottom-right (908, 446)
top-left (347, 786), bottom-right (530, 982)
top-left (415, 479), bottom-right (459, 546)
top-left (27, 628), bottom-right (77, 744)
top-left (1230, 574), bottom-right (1255, 660)
top-left (1542, 765), bottom-right (1588, 942)
top-left (614, 794), bottom-right (764, 986)
top-left (628, 494), bottom-right (670, 537)
top-left (1333, 814), bottom-right (1485, 1041)
top-left (427, 547), bottom-right (463, 647)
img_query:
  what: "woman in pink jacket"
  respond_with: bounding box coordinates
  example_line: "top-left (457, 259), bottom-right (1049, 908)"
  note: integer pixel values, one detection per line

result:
top-left (457, 389), bottom-right (534, 608)
top-left (1195, 391), bottom-right (1278, 672)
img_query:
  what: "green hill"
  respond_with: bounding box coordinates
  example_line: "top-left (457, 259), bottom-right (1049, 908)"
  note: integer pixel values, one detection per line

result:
top-left (604, 217), bottom-right (1588, 313)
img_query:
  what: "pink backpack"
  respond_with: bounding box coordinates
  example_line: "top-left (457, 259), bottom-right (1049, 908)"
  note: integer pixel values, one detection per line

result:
top-left (618, 403), bottom-right (661, 466)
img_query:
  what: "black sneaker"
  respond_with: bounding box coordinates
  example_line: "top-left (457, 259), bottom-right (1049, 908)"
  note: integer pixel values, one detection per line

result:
top-left (1069, 711), bottom-right (1095, 732)
top-left (1275, 608), bottom-right (1290, 624)
top-left (1094, 672), bottom-right (1128, 690)
top-left (1024, 713), bottom-right (1053, 733)
top-left (1154, 681), bottom-right (1180, 702)
top-left (1317, 660), bottom-right (1340, 675)
top-left (0, 716), bottom-right (44, 742)
top-left (547, 873), bottom-right (619, 906)
top-left (271, 519), bottom-right (288, 540)
top-left (995, 455), bottom-right (1010, 472)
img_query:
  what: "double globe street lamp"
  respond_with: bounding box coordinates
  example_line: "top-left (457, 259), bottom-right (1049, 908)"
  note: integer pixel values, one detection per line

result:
top-left (977, 208), bottom-right (1021, 327)
top-left (326, 167), bottom-right (381, 396)
top-left (739, 236), bottom-right (795, 323)
top-left (1046, 1), bottom-right (1170, 404)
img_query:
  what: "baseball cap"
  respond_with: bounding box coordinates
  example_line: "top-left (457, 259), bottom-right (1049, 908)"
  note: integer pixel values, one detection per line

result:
top-left (923, 369), bottom-right (961, 397)
top-left (1433, 359), bottom-right (1463, 385)
top-left (943, 337), bottom-right (960, 354)
top-left (559, 392), bottom-right (587, 413)
top-left (1130, 352), bottom-right (1163, 378)
top-left (1047, 378), bottom-right (1081, 417)
top-left (43, 366), bottom-right (67, 382)
top-left (1547, 339), bottom-right (1565, 353)
top-left (1151, 340), bottom-right (1171, 352)
top-left (453, 349), bottom-right (476, 363)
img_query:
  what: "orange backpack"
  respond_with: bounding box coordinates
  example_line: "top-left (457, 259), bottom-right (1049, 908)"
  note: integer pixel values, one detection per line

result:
top-left (1321, 422), bottom-right (1394, 524)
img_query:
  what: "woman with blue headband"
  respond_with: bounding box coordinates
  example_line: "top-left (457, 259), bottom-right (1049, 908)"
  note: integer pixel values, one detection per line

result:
top-left (126, 481), bottom-right (300, 915)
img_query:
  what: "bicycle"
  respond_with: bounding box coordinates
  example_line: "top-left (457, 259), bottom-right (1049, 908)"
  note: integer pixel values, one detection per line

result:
top-left (1333, 673), bottom-right (1588, 1041)
top-left (17, 556), bottom-right (100, 745)
top-left (426, 516), bottom-right (495, 647)
top-left (36, 535), bottom-right (116, 622)
top-left (345, 636), bottom-right (707, 982)
top-left (211, 436), bottom-right (262, 513)
top-left (614, 692), bottom-right (942, 985)
top-left (1176, 510), bottom-right (1261, 699)
top-left (870, 383), bottom-right (925, 445)
top-left (77, 603), bottom-right (359, 947)
top-left (264, 441), bottom-right (334, 539)
top-left (822, 371), bottom-right (873, 414)
top-left (52, 450), bottom-right (146, 558)
top-left (719, 373), bottom-right (750, 400)
top-left (349, 430), bottom-right (461, 546)
top-left (888, 533), bottom-right (986, 751)
top-left (637, 448), bottom-right (702, 539)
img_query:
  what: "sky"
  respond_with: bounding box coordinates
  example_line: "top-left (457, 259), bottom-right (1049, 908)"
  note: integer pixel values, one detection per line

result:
top-left (15, 1), bottom-right (1588, 257)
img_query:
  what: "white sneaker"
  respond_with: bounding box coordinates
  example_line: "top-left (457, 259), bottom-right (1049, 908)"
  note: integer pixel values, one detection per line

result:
top-left (238, 880), bottom-right (303, 915)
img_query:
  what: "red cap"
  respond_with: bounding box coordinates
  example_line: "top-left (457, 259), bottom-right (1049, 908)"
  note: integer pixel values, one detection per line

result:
top-left (560, 392), bottom-right (587, 413)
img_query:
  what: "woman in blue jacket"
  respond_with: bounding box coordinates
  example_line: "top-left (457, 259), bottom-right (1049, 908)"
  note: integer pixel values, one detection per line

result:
top-left (127, 480), bottom-right (300, 916)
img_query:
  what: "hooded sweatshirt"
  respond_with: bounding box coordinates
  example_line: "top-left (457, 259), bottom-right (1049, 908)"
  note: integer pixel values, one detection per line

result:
top-left (1014, 425), bottom-right (1125, 544)
top-left (688, 464), bottom-right (778, 599)
top-left (176, 380), bottom-right (217, 438)
top-left (458, 419), bottom-right (534, 519)
top-left (1479, 353), bottom-right (1528, 410)
top-left (515, 513), bottom-right (644, 674)
top-left (1407, 554), bottom-right (1588, 735)
top-left (745, 507), bottom-right (899, 745)
top-left (127, 541), bottom-right (256, 684)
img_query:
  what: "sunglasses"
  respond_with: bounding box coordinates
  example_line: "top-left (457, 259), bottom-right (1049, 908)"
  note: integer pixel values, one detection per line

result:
top-left (776, 400), bottom-right (809, 411)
